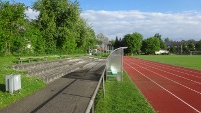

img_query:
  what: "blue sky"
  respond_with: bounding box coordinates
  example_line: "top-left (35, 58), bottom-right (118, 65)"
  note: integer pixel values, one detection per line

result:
top-left (76, 0), bottom-right (201, 12)
top-left (4, 0), bottom-right (201, 41)
top-left (7, 0), bottom-right (201, 12)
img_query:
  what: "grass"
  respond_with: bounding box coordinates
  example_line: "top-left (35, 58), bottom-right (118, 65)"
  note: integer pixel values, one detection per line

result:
top-left (95, 71), bottom-right (156, 113)
top-left (134, 55), bottom-right (201, 70)
top-left (0, 55), bottom-right (46, 110)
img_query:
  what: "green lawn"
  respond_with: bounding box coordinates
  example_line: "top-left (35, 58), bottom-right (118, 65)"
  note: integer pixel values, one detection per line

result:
top-left (0, 56), bottom-right (46, 110)
top-left (134, 55), bottom-right (201, 70)
top-left (95, 71), bottom-right (156, 113)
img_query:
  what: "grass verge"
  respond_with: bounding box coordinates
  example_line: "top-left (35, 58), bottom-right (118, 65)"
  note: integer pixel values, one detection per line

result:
top-left (0, 55), bottom-right (46, 110)
top-left (134, 55), bottom-right (201, 70)
top-left (95, 71), bottom-right (156, 113)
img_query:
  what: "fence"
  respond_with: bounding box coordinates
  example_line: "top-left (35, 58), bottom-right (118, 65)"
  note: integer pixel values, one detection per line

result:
top-left (106, 47), bottom-right (127, 81)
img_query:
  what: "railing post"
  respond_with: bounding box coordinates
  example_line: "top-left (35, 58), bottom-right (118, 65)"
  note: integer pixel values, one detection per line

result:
top-left (102, 70), bottom-right (105, 98)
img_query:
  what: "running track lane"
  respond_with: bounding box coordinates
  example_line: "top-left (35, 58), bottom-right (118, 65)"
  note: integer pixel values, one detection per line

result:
top-left (123, 56), bottom-right (201, 113)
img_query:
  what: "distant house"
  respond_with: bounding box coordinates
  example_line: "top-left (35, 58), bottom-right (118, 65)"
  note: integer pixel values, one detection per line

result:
top-left (165, 40), bottom-right (199, 49)
top-left (97, 42), bottom-right (113, 52)
top-left (165, 41), bottom-right (182, 49)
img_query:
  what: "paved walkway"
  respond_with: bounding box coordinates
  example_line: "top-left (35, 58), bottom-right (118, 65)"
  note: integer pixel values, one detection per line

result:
top-left (1, 59), bottom-right (106, 113)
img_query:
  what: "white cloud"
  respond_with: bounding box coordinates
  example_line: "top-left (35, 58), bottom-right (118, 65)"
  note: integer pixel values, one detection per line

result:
top-left (81, 10), bottom-right (201, 41)
top-left (24, 8), bottom-right (201, 41)
top-left (25, 8), bottom-right (39, 20)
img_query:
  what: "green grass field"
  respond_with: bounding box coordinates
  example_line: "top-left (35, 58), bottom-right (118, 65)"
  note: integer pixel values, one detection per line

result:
top-left (134, 55), bottom-right (201, 71)
top-left (95, 71), bottom-right (155, 113)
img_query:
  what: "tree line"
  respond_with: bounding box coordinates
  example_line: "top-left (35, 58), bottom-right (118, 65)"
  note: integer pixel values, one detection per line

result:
top-left (0, 0), bottom-right (97, 56)
top-left (113, 32), bottom-right (201, 55)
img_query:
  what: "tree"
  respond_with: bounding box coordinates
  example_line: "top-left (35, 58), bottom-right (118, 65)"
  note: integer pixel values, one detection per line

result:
top-left (33, 0), bottom-right (94, 54)
top-left (0, 1), bottom-right (27, 54)
top-left (154, 33), bottom-right (166, 49)
top-left (24, 20), bottom-right (45, 54)
top-left (114, 36), bottom-right (121, 49)
top-left (182, 42), bottom-right (189, 53)
top-left (164, 37), bottom-right (171, 42)
top-left (195, 40), bottom-right (201, 51)
top-left (96, 33), bottom-right (108, 44)
top-left (188, 42), bottom-right (195, 51)
top-left (75, 18), bottom-right (96, 52)
top-left (141, 39), bottom-right (148, 54)
top-left (122, 32), bottom-right (143, 55)
top-left (141, 37), bottom-right (160, 54)
top-left (170, 46), bottom-right (177, 53)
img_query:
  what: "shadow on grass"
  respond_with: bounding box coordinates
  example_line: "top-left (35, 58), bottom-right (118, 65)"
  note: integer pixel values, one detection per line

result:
top-left (0, 84), bottom-right (6, 92)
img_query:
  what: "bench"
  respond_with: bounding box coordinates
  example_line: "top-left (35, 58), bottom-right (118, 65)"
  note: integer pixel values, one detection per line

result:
top-left (17, 57), bottom-right (47, 64)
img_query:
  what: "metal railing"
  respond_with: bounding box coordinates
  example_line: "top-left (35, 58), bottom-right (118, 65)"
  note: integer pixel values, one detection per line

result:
top-left (85, 67), bottom-right (106, 113)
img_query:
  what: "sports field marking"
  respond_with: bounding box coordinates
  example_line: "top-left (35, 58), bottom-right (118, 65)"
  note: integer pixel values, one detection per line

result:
top-left (136, 60), bottom-right (201, 79)
top-left (124, 61), bottom-right (201, 113)
top-left (133, 61), bottom-right (201, 85)
top-left (132, 62), bottom-right (201, 95)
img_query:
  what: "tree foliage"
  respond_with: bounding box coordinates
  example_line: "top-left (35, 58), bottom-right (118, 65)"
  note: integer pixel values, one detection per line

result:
top-left (113, 36), bottom-right (122, 49)
top-left (0, 0), bottom-right (97, 55)
top-left (122, 32), bottom-right (143, 55)
top-left (96, 33), bottom-right (108, 45)
top-left (0, 1), bottom-right (27, 55)
top-left (182, 42), bottom-right (189, 53)
top-left (195, 40), bottom-right (201, 51)
top-left (170, 46), bottom-right (177, 53)
top-left (188, 42), bottom-right (195, 51)
top-left (154, 33), bottom-right (166, 49)
top-left (141, 37), bottom-right (160, 54)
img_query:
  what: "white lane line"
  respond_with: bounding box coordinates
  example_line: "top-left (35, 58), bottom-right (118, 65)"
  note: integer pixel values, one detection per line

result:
top-left (136, 59), bottom-right (201, 77)
top-left (124, 61), bottom-right (201, 113)
top-left (132, 62), bottom-right (201, 95)
top-left (138, 61), bottom-right (201, 78)
top-left (133, 61), bottom-right (201, 85)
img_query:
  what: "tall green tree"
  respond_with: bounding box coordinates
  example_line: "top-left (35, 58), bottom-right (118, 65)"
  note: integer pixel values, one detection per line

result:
top-left (76, 18), bottom-right (96, 52)
top-left (188, 42), bottom-right (195, 51)
top-left (122, 32), bottom-right (143, 55)
top-left (114, 36), bottom-right (121, 49)
top-left (195, 40), bottom-right (201, 51)
top-left (164, 37), bottom-right (172, 42)
top-left (170, 46), bottom-right (177, 53)
top-left (24, 20), bottom-right (45, 54)
top-left (33, 0), bottom-right (57, 54)
top-left (0, 1), bottom-right (27, 54)
top-left (33, 0), bottom-right (93, 54)
top-left (141, 37), bottom-right (160, 54)
top-left (154, 33), bottom-right (166, 49)
top-left (182, 42), bottom-right (189, 53)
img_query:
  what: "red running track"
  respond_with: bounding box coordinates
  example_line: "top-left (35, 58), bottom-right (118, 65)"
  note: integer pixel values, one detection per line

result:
top-left (123, 56), bottom-right (201, 113)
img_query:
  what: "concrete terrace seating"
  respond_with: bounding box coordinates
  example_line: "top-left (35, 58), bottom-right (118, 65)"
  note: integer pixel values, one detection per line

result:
top-left (13, 57), bottom-right (101, 83)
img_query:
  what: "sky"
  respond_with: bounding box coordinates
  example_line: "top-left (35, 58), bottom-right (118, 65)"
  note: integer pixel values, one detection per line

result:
top-left (4, 0), bottom-right (201, 41)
